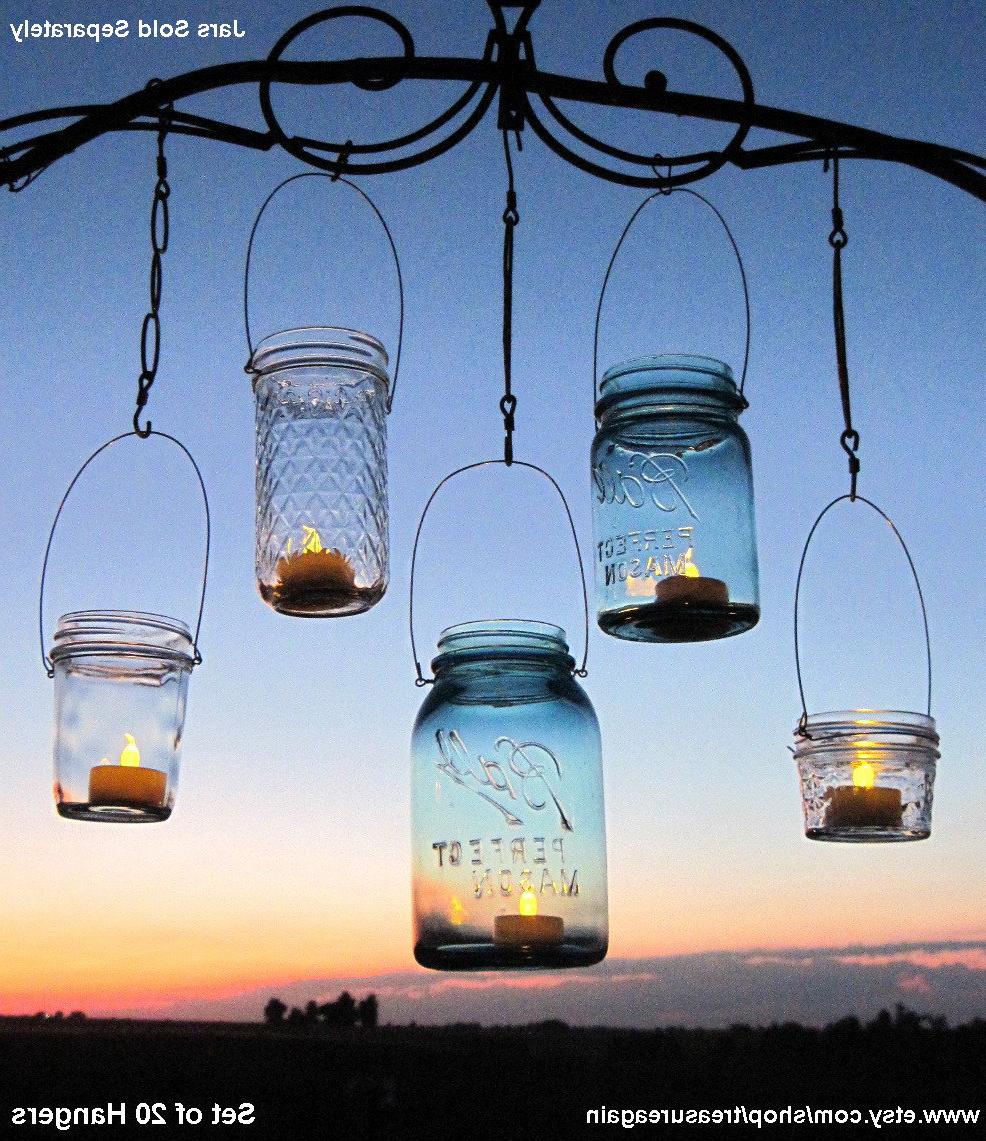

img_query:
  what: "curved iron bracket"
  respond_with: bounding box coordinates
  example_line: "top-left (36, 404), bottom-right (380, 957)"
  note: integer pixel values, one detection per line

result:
top-left (1, 4), bottom-right (984, 202)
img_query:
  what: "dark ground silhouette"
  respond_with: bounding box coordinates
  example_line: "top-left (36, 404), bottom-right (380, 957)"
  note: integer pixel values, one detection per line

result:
top-left (0, 1005), bottom-right (983, 1138)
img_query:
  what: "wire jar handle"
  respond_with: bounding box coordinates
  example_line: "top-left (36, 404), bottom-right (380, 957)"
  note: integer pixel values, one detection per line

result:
top-left (593, 185), bottom-right (751, 405)
top-left (408, 459), bottom-right (590, 684)
top-left (793, 493), bottom-right (932, 733)
top-left (39, 430), bottom-right (211, 677)
top-left (243, 171), bottom-right (405, 412)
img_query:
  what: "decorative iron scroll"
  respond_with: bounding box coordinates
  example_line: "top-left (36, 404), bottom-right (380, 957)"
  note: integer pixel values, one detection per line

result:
top-left (1, 3), bottom-right (984, 201)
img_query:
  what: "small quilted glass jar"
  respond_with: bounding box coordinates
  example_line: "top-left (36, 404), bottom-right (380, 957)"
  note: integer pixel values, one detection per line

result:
top-left (591, 354), bottom-right (759, 642)
top-left (251, 327), bottom-right (390, 617)
top-left (794, 711), bottom-right (939, 842)
top-left (411, 621), bottom-right (608, 971)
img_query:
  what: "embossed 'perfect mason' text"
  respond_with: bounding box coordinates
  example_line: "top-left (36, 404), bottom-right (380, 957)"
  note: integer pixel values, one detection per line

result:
top-left (431, 834), bottom-right (578, 898)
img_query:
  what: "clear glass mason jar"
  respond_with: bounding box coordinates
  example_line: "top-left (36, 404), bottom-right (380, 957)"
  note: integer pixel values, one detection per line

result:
top-left (50, 611), bottom-right (195, 823)
top-left (251, 327), bottom-right (391, 617)
top-left (794, 711), bottom-right (939, 842)
top-left (591, 354), bottom-right (759, 642)
top-left (411, 621), bottom-right (608, 970)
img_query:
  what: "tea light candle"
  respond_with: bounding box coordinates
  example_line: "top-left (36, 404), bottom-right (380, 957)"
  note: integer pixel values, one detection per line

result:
top-left (88, 734), bottom-right (166, 810)
top-left (825, 759), bottom-right (902, 829)
top-left (655, 574), bottom-right (728, 606)
top-left (275, 526), bottom-right (356, 592)
top-left (494, 887), bottom-right (564, 947)
top-left (654, 549), bottom-right (728, 606)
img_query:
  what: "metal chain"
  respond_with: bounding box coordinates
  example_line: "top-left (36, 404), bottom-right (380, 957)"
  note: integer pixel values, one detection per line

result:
top-left (826, 150), bottom-right (860, 499)
top-left (133, 85), bottom-right (172, 438)
top-left (500, 127), bottom-right (520, 465)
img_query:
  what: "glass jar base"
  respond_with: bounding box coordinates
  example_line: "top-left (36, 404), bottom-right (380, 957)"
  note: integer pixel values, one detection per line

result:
top-left (414, 940), bottom-right (607, 971)
top-left (259, 580), bottom-right (385, 617)
top-left (599, 600), bottom-right (760, 642)
top-left (57, 802), bottom-right (172, 824)
top-left (806, 825), bottom-right (930, 843)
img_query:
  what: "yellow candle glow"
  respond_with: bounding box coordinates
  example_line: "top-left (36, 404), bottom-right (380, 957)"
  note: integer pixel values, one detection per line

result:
top-left (825, 757), bottom-right (902, 829)
top-left (493, 887), bottom-right (564, 947)
top-left (88, 734), bottom-right (166, 810)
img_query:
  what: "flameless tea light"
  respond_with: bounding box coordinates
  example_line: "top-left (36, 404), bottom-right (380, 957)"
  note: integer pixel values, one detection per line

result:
top-left (88, 734), bottom-right (167, 812)
top-left (653, 549), bottom-right (729, 608)
top-left (270, 525), bottom-right (359, 611)
top-left (823, 754), bottom-right (903, 831)
top-left (494, 888), bottom-right (564, 948)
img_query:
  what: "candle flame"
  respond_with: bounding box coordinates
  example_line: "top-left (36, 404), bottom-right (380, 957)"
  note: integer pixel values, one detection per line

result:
top-left (519, 887), bottom-right (538, 917)
top-left (283, 526), bottom-right (325, 558)
top-left (852, 759), bottom-right (877, 789)
top-left (300, 525), bottom-right (324, 555)
top-left (120, 733), bottom-right (141, 768)
top-left (449, 897), bottom-right (466, 926)
top-left (683, 547), bottom-right (701, 578)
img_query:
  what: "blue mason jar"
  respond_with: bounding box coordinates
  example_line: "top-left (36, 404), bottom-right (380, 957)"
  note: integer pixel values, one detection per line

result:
top-left (592, 354), bottom-right (759, 642)
top-left (411, 621), bottom-right (608, 970)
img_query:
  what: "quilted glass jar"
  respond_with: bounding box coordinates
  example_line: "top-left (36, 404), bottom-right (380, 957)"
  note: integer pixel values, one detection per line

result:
top-left (51, 611), bottom-right (195, 823)
top-left (251, 327), bottom-right (390, 617)
top-left (794, 711), bottom-right (939, 842)
top-left (411, 621), bottom-right (608, 971)
top-left (592, 354), bottom-right (759, 642)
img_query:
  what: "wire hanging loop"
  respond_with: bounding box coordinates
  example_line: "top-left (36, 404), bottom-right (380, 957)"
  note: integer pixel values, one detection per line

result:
top-left (826, 150), bottom-right (860, 500)
top-left (242, 171), bottom-right (405, 412)
top-left (38, 430), bottom-right (211, 677)
top-left (593, 186), bottom-right (751, 407)
top-left (792, 494), bottom-right (932, 737)
top-left (408, 460), bottom-right (590, 686)
top-left (500, 127), bottom-right (521, 464)
top-left (134, 85), bottom-right (173, 438)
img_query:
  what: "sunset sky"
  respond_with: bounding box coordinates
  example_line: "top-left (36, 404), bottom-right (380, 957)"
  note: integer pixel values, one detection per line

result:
top-left (1, 0), bottom-right (984, 1024)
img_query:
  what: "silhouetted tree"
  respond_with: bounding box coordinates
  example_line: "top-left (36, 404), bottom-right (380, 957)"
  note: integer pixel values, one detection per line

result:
top-left (305, 1000), bottom-right (320, 1026)
top-left (285, 1006), bottom-right (306, 1027)
top-left (357, 995), bottom-right (378, 1029)
top-left (263, 997), bottom-right (287, 1026)
top-left (337, 991), bottom-right (357, 1027)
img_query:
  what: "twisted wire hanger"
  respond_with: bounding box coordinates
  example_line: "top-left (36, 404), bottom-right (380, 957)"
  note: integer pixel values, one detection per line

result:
top-left (133, 81), bottom-right (173, 438)
top-left (499, 124), bottom-right (520, 464)
top-left (825, 149), bottom-right (861, 499)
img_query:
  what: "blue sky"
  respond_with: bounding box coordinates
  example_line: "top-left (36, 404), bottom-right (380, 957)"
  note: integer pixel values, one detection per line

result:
top-left (0, 1), bottom-right (983, 1020)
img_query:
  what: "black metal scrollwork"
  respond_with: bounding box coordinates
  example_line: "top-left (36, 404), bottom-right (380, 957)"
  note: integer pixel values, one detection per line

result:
top-left (1, 3), bottom-right (984, 201)
top-left (258, 5), bottom-right (496, 176)
top-left (527, 17), bottom-right (755, 188)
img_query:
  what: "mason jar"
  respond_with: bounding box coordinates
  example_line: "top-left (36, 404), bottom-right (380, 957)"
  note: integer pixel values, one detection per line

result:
top-left (250, 327), bottom-right (390, 617)
top-left (50, 611), bottom-right (195, 823)
top-left (794, 710), bottom-right (939, 842)
top-left (591, 354), bottom-right (759, 642)
top-left (411, 621), bottom-right (608, 970)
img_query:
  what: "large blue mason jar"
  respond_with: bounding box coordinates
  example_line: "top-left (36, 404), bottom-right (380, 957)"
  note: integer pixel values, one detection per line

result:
top-left (592, 354), bottom-right (759, 642)
top-left (411, 621), bottom-right (608, 970)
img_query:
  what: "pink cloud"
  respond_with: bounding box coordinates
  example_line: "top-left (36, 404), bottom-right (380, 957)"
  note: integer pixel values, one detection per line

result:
top-left (835, 949), bottom-right (986, 971)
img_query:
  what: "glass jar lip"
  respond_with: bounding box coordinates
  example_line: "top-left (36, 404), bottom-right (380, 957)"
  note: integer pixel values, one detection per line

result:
top-left (50, 609), bottom-right (195, 666)
top-left (596, 353), bottom-right (740, 417)
top-left (433, 619), bottom-right (574, 670)
top-left (794, 709), bottom-right (939, 742)
top-left (248, 326), bottom-right (390, 388)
